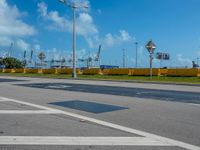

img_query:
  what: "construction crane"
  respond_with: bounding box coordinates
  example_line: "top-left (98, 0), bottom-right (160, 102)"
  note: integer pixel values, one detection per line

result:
top-left (78, 45), bottom-right (102, 68)
top-left (94, 45), bottom-right (101, 62)
top-left (8, 42), bottom-right (13, 57)
top-left (94, 45), bottom-right (101, 67)
top-left (23, 51), bottom-right (26, 59)
top-left (28, 50), bottom-right (33, 63)
top-left (22, 50), bottom-right (27, 68)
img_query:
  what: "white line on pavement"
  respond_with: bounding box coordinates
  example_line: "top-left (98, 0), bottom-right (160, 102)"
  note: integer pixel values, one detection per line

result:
top-left (0, 110), bottom-right (60, 114)
top-left (136, 91), bottom-right (153, 95)
top-left (0, 136), bottom-right (171, 146)
top-left (47, 85), bottom-right (72, 89)
top-left (188, 103), bottom-right (200, 107)
top-left (0, 97), bottom-right (56, 111)
top-left (0, 99), bottom-right (9, 102)
top-left (0, 96), bottom-right (199, 150)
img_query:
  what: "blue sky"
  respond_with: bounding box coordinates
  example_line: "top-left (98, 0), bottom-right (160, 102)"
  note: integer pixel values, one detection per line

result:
top-left (1, 0), bottom-right (200, 68)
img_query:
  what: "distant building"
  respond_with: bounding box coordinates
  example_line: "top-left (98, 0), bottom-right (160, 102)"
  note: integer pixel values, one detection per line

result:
top-left (100, 65), bottom-right (119, 70)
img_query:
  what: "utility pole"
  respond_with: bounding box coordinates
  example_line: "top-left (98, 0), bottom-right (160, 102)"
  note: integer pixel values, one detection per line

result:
top-left (58, 0), bottom-right (88, 79)
top-left (8, 43), bottom-right (13, 57)
top-left (123, 49), bottom-right (126, 68)
top-left (72, 7), bottom-right (77, 78)
top-left (135, 42), bottom-right (138, 68)
top-left (197, 57), bottom-right (199, 66)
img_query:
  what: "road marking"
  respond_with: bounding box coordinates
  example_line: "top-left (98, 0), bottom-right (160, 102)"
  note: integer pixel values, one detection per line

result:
top-left (0, 136), bottom-right (171, 146)
top-left (0, 97), bottom-right (56, 111)
top-left (0, 97), bottom-right (200, 150)
top-left (0, 110), bottom-right (60, 114)
top-left (47, 85), bottom-right (72, 89)
top-left (188, 103), bottom-right (200, 107)
top-left (136, 91), bottom-right (153, 95)
top-left (0, 99), bottom-right (9, 102)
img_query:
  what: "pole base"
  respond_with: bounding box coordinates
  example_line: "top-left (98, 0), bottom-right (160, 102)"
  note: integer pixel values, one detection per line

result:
top-left (72, 73), bottom-right (77, 79)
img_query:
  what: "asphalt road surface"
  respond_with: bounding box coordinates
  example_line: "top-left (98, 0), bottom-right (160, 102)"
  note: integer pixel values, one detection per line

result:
top-left (0, 76), bottom-right (200, 150)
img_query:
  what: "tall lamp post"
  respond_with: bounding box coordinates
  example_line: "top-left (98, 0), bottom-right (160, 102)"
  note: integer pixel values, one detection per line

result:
top-left (145, 40), bottom-right (156, 80)
top-left (135, 42), bottom-right (138, 68)
top-left (123, 49), bottom-right (126, 68)
top-left (58, 0), bottom-right (88, 79)
top-left (197, 57), bottom-right (199, 67)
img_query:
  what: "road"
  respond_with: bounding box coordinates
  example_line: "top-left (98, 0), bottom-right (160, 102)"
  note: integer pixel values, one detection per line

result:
top-left (0, 76), bottom-right (200, 150)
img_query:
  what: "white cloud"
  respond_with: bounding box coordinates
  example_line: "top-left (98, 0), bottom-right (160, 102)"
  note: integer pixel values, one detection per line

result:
top-left (0, 0), bottom-right (36, 37)
top-left (48, 11), bottom-right (69, 29)
top-left (15, 39), bottom-right (30, 51)
top-left (119, 30), bottom-right (133, 41)
top-left (87, 30), bottom-right (134, 48)
top-left (0, 0), bottom-right (37, 57)
top-left (104, 30), bottom-right (133, 46)
top-left (76, 13), bottom-right (98, 36)
top-left (33, 44), bottom-right (41, 51)
top-left (104, 33), bottom-right (115, 47)
top-left (138, 46), bottom-right (144, 56)
top-left (37, 1), bottom-right (134, 49)
top-left (37, 2), bottom-right (47, 17)
top-left (37, 2), bottom-right (97, 37)
top-left (84, 35), bottom-right (99, 48)
top-left (176, 54), bottom-right (192, 67)
top-left (197, 51), bottom-right (200, 57)
top-left (0, 37), bottom-right (13, 47)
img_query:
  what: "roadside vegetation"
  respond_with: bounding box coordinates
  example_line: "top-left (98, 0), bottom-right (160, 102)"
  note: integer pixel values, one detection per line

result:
top-left (0, 72), bottom-right (200, 85)
top-left (0, 57), bottom-right (25, 69)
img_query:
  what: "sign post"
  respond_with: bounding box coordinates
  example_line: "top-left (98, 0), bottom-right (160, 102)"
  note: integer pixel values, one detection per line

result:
top-left (38, 52), bottom-right (46, 68)
top-left (145, 40), bottom-right (156, 80)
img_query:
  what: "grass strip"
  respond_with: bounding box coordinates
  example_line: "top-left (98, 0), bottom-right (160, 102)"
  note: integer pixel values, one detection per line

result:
top-left (0, 72), bottom-right (200, 84)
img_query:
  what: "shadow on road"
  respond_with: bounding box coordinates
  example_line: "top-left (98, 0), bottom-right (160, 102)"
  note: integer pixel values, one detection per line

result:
top-left (15, 83), bottom-right (200, 104)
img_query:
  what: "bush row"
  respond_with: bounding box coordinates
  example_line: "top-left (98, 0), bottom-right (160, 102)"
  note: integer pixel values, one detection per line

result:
top-left (0, 68), bottom-right (200, 77)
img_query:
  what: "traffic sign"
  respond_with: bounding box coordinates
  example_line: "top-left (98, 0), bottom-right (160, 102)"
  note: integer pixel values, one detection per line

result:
top-left (145, 40), bottom-right (156, 54)
top-left (156, 52), bottom-right (170, 60)
top-left (38, 52), bottom-right (46, 62)
top-left (146, 40), bottom-right (156, 80)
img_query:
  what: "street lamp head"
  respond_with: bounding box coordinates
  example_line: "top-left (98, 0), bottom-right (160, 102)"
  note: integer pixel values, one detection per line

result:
top-left (58, 0), bottom-right (89, 9)
top-left (58, 0), bottom-right (67, 4)
top-left (83, 5), bottom-right (89, 9)
top-left (72, 3), bottom-right (89, 9)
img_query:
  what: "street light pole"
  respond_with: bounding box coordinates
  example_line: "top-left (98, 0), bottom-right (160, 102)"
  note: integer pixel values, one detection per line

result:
top-left (123, 49), bottom-right (126, 68)
top-left (72, 7), bottom-right (77, 78)
top-left (135, 42), bottom-right (138, 68)
top-left (197, 57), bottom-right (199, 66)
top-left (58, 0), bottom-right (88, 79)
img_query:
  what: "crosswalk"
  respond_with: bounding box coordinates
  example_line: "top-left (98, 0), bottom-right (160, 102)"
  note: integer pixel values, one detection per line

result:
top-left (0, 96), bottom-right (199, 150)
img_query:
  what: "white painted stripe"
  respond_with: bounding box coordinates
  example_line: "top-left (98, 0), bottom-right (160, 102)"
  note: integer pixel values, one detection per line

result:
top-left (0, 99), bottom-right (9, 102)
top-left (136, 91), bottom-right (153, 95)
top-left (0, 110), bottom-right (60, 114)
top-left (0, 100), bottom-right (9, 102)
top-left (47, 85), bottom-right (72, 89)
top-left (0, 136), bottom-right (171, 146)
top-left (0, 97), bottom-right (199, 150)
top-left (0, 97), bottom-right (56, 111)
top-left (188, 103), bottom-right (200, 107)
